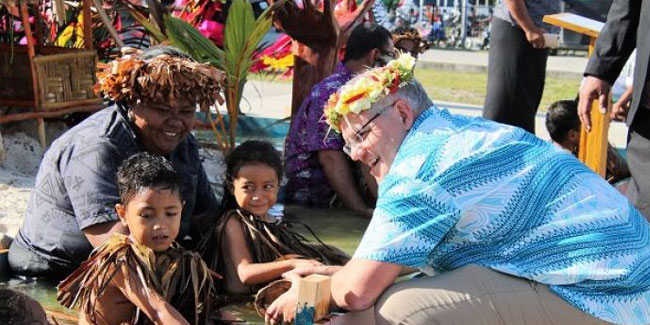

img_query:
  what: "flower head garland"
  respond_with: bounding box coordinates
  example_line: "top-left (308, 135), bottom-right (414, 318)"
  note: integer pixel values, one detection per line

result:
top-left (324, 52), bottom-right (416, 132)
top-left (94, 50), bottom-right (225, 110)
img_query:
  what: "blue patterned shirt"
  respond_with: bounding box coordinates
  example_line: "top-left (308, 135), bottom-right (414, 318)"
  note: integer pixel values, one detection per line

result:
top-left (354, 106), bottom-right (650, 324)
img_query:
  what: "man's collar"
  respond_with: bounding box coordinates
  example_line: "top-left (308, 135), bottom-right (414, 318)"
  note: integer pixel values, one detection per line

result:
top-left (410, 105), bottom-right (437, 131)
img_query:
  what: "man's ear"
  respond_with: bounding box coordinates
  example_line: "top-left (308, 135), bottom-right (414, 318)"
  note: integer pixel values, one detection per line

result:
top-left (394, 99), bottom-right (415, 130)
top-left (115, 203), bottom-right (128, 226)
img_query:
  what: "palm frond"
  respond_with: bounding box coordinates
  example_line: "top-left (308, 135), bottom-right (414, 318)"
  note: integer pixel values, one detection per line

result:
top-left (126, 5), bottom-right (167, 43)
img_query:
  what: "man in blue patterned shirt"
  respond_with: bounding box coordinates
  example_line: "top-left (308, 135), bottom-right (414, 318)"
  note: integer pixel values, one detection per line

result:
top-left (266, 54), bottom-right (650, 325)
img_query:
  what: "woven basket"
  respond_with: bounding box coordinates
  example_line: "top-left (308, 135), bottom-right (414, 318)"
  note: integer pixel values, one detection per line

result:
top-left (33, 50), bottom-right (102, 110)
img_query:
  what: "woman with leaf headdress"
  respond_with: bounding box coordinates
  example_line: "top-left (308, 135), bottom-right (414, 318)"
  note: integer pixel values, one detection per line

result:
top-left (9, 46), bottom-right (225, 282)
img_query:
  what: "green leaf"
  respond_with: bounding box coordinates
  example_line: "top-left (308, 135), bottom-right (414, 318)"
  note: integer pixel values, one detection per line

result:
top-left (163, 15), bottom-right (225, 70)
top-left (127, 6), bottom-right (167, 43)
top-left (223, 0), bottom-right (255, 75)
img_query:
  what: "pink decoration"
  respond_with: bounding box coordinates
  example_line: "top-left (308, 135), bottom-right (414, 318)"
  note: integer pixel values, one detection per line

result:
top-left (198, 20), bottom-right (224, 47)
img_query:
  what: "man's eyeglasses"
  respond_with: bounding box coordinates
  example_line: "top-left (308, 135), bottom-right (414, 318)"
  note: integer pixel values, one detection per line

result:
top-left (342, 104), bottom-right (391, 156)
top-left (374, 48), bottom-right (397, 67)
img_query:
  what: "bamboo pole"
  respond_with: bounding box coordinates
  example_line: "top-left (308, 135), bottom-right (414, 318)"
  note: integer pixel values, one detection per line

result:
top-left (19, 0), bottom-right (47, 147)
top-left (44, 306), bottom-right (78, 325)
top-left (83, 0), bottom-right (93, 50)
top-left (0, 104), bottom-right (101, 124)
top-left (577, 37), bottom-right (610, 177)
top-left (34, 3), bottom-right (43, 53)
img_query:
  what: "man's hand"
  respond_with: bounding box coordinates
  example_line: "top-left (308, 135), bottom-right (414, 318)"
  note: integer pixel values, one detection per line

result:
top-left (578, 76), bottom-right (611, 131)
top-left (284, 265), bottom-right (342, 278)
top-left (265, 273), bottom-right (301, 324)
top-left (318, 150), bottom-right (371, 213)
top-left (524, 25), bottom-right (545, 49)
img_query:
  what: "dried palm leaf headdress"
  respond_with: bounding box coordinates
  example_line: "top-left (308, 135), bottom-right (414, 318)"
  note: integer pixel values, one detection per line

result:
top-left (392, 27), bottom-right (429, 54)
top-left (94, 49), bottom-right (225, 110)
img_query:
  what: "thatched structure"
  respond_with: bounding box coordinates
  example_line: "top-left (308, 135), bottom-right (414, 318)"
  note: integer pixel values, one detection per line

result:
top-left (0, 0), bottom-right (102, 146)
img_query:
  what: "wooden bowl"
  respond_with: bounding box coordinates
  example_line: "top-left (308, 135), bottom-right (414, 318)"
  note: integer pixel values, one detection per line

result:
top-left (254, 279), bottom-right (292, 317)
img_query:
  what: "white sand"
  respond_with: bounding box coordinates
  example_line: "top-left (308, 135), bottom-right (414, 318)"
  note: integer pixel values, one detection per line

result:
top-left (0, 128), bottom-right (226, 238)
top-left (0, 131), bottom-right (42, 237)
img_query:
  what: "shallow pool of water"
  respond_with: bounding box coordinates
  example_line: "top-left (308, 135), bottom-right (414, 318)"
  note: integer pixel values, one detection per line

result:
top-left (0, 206), bottom-right (369, 324)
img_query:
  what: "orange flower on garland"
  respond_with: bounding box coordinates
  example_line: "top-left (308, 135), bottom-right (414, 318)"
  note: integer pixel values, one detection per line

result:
top-left (324, 53), bottom-right (416, 132)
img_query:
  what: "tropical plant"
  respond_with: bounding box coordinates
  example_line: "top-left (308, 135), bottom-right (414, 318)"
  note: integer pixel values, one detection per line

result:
top-left (132, 0), bottom-right (278, 150)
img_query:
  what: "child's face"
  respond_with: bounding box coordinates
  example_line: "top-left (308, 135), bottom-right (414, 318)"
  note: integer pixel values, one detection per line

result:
top-left (232, 164), bottom-right (279, 216)
top-left (115, 187), bottom-right (182, 252)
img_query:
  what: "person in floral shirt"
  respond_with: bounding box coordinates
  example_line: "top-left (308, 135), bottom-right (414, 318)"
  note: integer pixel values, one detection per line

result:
top-left (284, 23), bottom-right (394, 216)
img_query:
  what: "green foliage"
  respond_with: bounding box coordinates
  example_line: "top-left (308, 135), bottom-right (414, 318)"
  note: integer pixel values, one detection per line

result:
top-left (127, 5), bottom-right (167, 43)
top-left (221, 0), bottom-right (275, 111)
top-left (162, 15), bottom-right (224, 69)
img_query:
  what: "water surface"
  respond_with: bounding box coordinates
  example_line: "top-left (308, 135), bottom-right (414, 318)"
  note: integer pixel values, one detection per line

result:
top-left (0, 206), bottom-right (369, 324)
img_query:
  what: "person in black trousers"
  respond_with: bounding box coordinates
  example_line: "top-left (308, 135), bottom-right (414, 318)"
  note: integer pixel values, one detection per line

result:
top-left (483, 0), bottom-right (560, 134)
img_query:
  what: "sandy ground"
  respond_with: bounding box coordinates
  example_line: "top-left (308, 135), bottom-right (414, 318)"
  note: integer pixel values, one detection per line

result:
top-left (0, 123), bottom-right (226, 239)
top-left (0, 131), bottom-right (41, 237)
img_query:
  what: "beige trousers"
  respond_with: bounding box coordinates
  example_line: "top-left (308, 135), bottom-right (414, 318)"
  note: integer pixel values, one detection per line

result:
top-left (374, 265), bottom-right (609, 325)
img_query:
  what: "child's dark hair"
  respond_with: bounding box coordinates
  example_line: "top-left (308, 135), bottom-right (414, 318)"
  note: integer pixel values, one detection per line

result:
top-left (227, 140), bottom-right (283, 180)
top-left (116, 152), bottom-right (182, 204)
top-left (545, 99), bottom-right (581, 143)
top-left (222, 140), bottom-right (282, 210)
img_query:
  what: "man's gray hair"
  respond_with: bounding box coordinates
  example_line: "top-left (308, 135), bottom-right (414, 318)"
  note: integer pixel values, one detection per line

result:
top-left (371, 79), bottom-right (432, 116)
